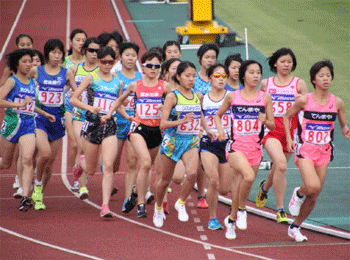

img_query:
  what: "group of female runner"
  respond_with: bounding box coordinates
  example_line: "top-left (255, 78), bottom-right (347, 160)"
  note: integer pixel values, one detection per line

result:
top-left (1, 32), bottom-right (349, 242)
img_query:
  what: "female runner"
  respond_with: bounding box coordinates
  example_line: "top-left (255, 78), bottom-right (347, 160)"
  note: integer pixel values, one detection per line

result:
top-left (153, 61), bottom-right (213, 228)
top-left (71, 46), bottom-right (122, 218)
top-left (0, 34), bottom-right (34, 191)
top-left (214, 60), bottom-right (274, 239)
top-left (64, 29), bottom-right (87, 178)
top-left (201, 64), bottom-right (234, 230)
top-left (30, 39), bottom-right (77, 210)
top-left (255, 48), bottom-right (307, 223)
top-left (112, 42), bottom-right (142, 212)
top-left (162, 40), bottom-right (181, 61)
top-left (224, 54), bottom-right (243, 91)
top-left (69, 37), bottom-right (100, 198)
top-left (284, 60), bottom-right (350, 242)
top-left (0, 49), bottom-right (55, 211)
top-left (103, 51), bottom-right (170, 218)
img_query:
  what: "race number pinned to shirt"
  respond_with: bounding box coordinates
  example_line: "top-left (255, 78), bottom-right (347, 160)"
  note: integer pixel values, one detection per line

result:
top-left (305, 123), bottom-right (331, 145)
top-left (270, 94), bottom-right (294, 117)
top-left (13, 97), bottom-right (35, 115)
top-left (93, 91), bottom-right (117, 114)
top-left (136, 97), bottom-right (162, 119)
top-left (38, 87), bottom-right (64, 107)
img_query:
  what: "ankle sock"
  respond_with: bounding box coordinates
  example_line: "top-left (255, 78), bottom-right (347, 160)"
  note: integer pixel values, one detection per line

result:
top-left (296, 190), bottom-right (303, 198)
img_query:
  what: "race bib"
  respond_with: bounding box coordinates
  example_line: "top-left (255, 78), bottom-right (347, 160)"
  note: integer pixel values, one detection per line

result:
top-left (177, 112), bottom-right (201, 135)
top-left (38, 90), bottom-right (63, 107)
top-left (136, 97), bottom-right (162, 119)
top-left (13, 98), bottom-right (35, 115)
top-left (234, 116), bottom-right (261, 136)
top-left (123, 93), bottom-right (135, 111)
top-left (305, 123), bottom-right (331, 145)
top-left (271, 94), bottom-right (294, 117)
top-left (93, 91), bottom-right (117, 114)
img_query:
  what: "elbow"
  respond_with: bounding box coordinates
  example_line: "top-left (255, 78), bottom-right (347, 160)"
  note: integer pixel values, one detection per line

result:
top-left (270, 122), bottom-right (276, 131)
top-left (159, 121), bottom-right (165, 131)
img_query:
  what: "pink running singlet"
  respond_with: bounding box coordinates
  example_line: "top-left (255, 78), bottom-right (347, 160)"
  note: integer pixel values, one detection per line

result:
top-left (295, 93), bottom-right (337, 166)
top-left (226, 90), bottom-right (266, 166)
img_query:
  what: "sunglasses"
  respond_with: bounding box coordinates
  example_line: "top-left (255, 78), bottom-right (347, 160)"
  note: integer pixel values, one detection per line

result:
top-left (212, 73), bottom-right (228, 79)
top-left (143, 63), bottom-right (161, 69)
top-left (99, 59), bottom-right (115, 65)
top-left (87, 48), bottom-right (99, 53)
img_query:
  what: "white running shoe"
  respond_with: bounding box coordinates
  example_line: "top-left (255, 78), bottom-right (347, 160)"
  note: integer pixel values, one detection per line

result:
top-left (13, 187), bottom-right (23, 199)
top-left (288, 225), bottom-right (308, 242)
top-left (153, 206), bottom-right (165, 228)
top-left (236, 210), bottom-right (247, 230)
top-left (13, 175), bottom-right (20, 189)
top-left (289, 187), bottom-right (305, 216)
top-left (175, 200), bottom-right (189, 222)
top-left (71, 181), bottom-right (80, 192)
top-left (145, 190), bottom-right (155, 204)
top-left (224, 216), bottom-right (236, 240)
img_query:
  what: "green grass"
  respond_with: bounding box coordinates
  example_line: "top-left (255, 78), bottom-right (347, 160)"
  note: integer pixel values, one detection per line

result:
top-left (215, 0), bottom-right (350, 122)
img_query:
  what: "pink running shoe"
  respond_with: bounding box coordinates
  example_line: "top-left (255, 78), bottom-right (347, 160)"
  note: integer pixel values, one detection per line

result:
top-left (73, 155), bottom-right (85, 179)
top-left (100, 204), bottom-right (112, 218)
top-left (197, 197), bottom-right (208, 209)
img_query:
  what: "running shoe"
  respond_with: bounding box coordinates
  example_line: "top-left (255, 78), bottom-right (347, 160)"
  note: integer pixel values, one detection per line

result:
top-left (71, 181), bottom-right (80, 192)
top-left (100, 205), bottom-right (112, 218)
top-left (137, 204), bottom-right (147, 218)
top-left (13, 175), bottom-right (20, 189)
top-left (224, 216), bottom-right (236, 240)
top-left (174, 200), bottom-right (189, 222)
top-left (19, 197), bottom-right (32, 212)
top-left (145, 190), bottom-right (154, 204)
top-left (34, 201), bottom-right (46, 211)
top-left (153, 206), bottom-right (165, 228)
top-left (32, 185), bottom-right (43, 202)
top-left (288, 187), bottom-right (305, 216)
top-left (111, 187), bottom-right (118, 196)
top-left (197, 197), bottom-right (208, 209)
top-left (236, 210), bottom-right (247, 230)
top-left (276, 210), bottom-right (288, 223)
top-left (72, 155), bottom-right (85, 179)
top-left (13, 187), bottom-right (23, 199)
top-left (122, 185), bottom-right (138, 213)
top-left (79, 187), bottom-right (89, 200)
top-left (255, 180), bottom-right (268, 207)
top-left (167, 187), bottom-right (172, 193)
top-left (208, 218), bottom-right (224, 230)
top-left (163, 201), bottom-right (170, 215)
top-left (288, 225), bottom-right (308, 242)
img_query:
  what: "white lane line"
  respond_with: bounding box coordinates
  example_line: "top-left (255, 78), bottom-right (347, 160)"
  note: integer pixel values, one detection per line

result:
top-left (194, 218), bottom-right (201, 223)
top-left (229, 241), bottom-right (350, 250)
top-left (191, 209), bottom-right (197, 215)
top-left (110, 0), bottom-right (141, 72)
top-left (66, 0), bottom-right (71, 50)
top-left (0, 227), bottom-right (104, 260)
top-left (0, 0), bottom-right (27, 61)
top-left (204, 244), bottom-right (212, 250)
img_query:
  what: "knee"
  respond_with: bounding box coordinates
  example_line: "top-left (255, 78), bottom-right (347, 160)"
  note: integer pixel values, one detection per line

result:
top-left (126, 156), bottom-right (137, 170)
top-left (185, 170), bottom-right (197, 182)
top-left (219, 185), bottom-right (230, 196)
top-left (243, 172), bottom-right (255, 185)
top-left (172, 175), bottom-right (183, 185)
top-left (139, 159), bottom-right (152, 172)
top-left (274, 159), bottom-right (287, 173)
top-left (102, 162), bottom-right (114, 174)
top-left (306, 183), bottom-right (322, 197)
top-left (22, 155), bottom-right (33, 167)
top-left (208, 176), bottom-right (219, 191)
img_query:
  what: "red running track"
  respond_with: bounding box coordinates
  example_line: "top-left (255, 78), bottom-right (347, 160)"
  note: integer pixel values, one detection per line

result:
top-left (1, 1), bottom-right (349, 259)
